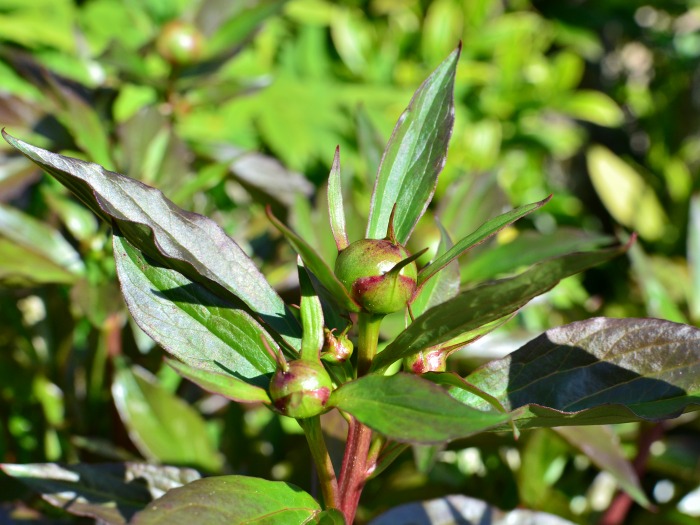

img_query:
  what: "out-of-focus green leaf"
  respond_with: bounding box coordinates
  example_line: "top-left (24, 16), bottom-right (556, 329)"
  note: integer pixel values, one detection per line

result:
top-left (0, 0), bottom-right (75, 51)
top-left (130, 476), bottom-right (321, 525)
top-left (0, 462), bottom-right (200, 524)
top-left (587, 145), bottom-right (667, 241)
top-left (687, 194), bottom-right (700, 321)
top-left (114, 235), bottom-right (277, 385)
top-left (371, 243), bottom-right (628, 373)
top-left (463, 318), bottom-right (700, 427)
top-left (417, 196), bottom-right (551, 287)
top-left (558, 90), bottom-right (624, 127)
top-left (267, 208), bottom-right (358, 312)
top-left (166, 359), bottom-right (271, 405)
top-left (461, 228), bottom-right (613, 283)
top-left (329, 373), bottom-right (510, 444)
top-left (0, 239), bottom-right (78, 284)
top-left (42, 187), bottom-right (99, 242)
top-left (554, 425), bottom-right (650, 508)
top-left (112, 364), bottom-right (223, 472)
top-left (2, 132), bottom-right (302, 350)
top-left (366, 45), bottom-right (460, 245)
top-left (369, 494), bottom-right (576, 525)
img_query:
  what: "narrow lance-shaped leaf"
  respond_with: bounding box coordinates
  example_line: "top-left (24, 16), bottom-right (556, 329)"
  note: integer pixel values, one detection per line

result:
top-left (327, 146), bottom-right (349, 251)
top-left (371, 242), bottom-right (630, 373)
top-left (2, 131), bottom-right (301, 349)
top-left (462, 317), bottom-right (700, 428)
top-left (329, 373), bottom-right (511, 444)
top-left (267, 206), bottom-right (359, 312)
top-left (130, 476), bottom-right (322, 525)
top-left (114, 235), bottom-right (277, 386)
top-left (417, 195), bottom-right (552, 287)
top-left (166, 359), bottom-right (271, 405)
top-left (0, 462), bottom-right (201, 525)
top-left (366, 44), bottom-right (461, 244)
top-left (298, 259), bottom-right (324, 360)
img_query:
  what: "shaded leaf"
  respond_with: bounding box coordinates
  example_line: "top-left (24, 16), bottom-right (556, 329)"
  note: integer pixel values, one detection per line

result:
top-left (112, 365), bottom-right (223, 472)
top-left (554, 425), bottom-right (650, 508)
top-left (329, 373), bottom-right (510, 444)
top-left (368, 494), bottom-right (575, 525)
top-left (166, 359), bottom-right (271, 405)
top-left (130, 476), bottom-right (321, 525)
top-left (366, 45), bottom-right (460, 245)
top-left (0, 462), bottom-right (200, 524)
top-left (2, 131), bottom-right (301, 349)
top-left (371, 243), bottom-right (628, 373)
top-left (418, 196), bottom-right (551, 287)
top-left (114, 235), bottom-right (277, 385)
top-left (463, 317), bottom-right (700, 427)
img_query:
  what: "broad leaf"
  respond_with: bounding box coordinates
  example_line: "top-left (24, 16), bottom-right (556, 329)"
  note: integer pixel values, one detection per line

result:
top-left (368, 494), bottom-right (575, 525)
top-left (166, 359), bottom-right (271, 405)
top-left (2, 131), bottom-right (301, 349)
top-left (462, 317), bottom-right (700, 427)
top-left (329, 373), bottom-right (510, 444)
top-left (371, 243), bottom-right (628, 373)
top-left (0, 462), bottom-right (200, 524)
top-left (417, 196), bottom-right (551, 287)
top-left (130, 476), bottom-right (322, 525)
top-left (554, 426), bottom-right (650, 508)
top-left (267, 207), bottom-right (358, 312)
top-left (366, 45), bottom-right (460, 244)
top-left (112, 365), bottom-right (223, 472)
top-left (114, 235), bottom-right (277, 385)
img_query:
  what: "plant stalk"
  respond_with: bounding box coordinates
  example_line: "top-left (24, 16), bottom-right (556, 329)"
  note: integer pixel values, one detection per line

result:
top-left (301, 416), bottom-right (338, 509)
top-left (338, 311), bottom-right (383, 522)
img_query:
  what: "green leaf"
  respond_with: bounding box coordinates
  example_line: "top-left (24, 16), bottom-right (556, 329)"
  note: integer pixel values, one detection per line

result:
top-left (318, 508), bottom-right (347, 524)
top-left (461, 228), bottom-right (613, 283)
top-left (299, 260), bottom-right (325, 360)
top-left (0, 202), bottom-right (84, 277)
top-left (0, 238), bottom-right (78, 285)
top-left (328, 373), bottom-right (510, 444)
top-left (689, 194), bottom-right (700, 321)
top-left (369, 494), bottom-right (576, 525)
top-left (266, 207), bottom-right (359, 312)
top-left (554, 426), bottom-right (650, 508)
top-left (558, 90), bottom-right (624, 127)
top-left (166, 359), bottom-right (271, 405)
top-left (587, 145), bottom-right (667, 241)
top-left (114, 235), bottom-right (277, 386)
top-left (0, 462), bottom-right (200, 524)
top-left (463, 317), bottom-right (700, 427)
top-left (327, 146), bottom-right (349, 251)
top-left (130, 476), bottom-right (322, 525)
top-left (371, 243), bottom-right (628, 373)
top-left (417, 196), bottom-right (551, 287)
top-left (366, 44), bottom-right (461, 245)
top-left (112, 365), bottom-right (223, 472)
top-left (2, 131), bottom-right (301, 349)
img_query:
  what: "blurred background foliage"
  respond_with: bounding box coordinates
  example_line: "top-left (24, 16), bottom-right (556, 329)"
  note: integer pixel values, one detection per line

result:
top-left (0, 0), bottom-right (699, 523)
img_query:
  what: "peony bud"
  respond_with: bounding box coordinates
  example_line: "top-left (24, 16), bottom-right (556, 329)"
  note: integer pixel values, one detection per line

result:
top-left (269, 359), bottom-right (332, 418)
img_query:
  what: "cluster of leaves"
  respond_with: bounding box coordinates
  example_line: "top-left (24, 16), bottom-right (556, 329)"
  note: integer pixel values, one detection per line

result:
top-left (0, 0), bottom-right (699, 524)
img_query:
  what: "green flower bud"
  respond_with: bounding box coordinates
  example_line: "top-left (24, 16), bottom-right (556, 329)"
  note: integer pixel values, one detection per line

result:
top-left (334, 239), bottom-right (417, 314)
top-left (321, 328), bottom-right (354, 364)
top-left (269, 360), bottom-right (332, 418)
top-left (404, 349), bottom-right (447, 374)
top-left (156, 21), bottom-right (204, 65)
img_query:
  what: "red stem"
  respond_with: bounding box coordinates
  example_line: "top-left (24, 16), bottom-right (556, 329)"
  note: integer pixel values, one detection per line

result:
top-left (338, 418), bottom-right (373, 523)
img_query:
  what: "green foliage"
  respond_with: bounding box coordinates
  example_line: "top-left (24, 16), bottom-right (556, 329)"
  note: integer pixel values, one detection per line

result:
top-left (1, 1), bottom-right (700, 524)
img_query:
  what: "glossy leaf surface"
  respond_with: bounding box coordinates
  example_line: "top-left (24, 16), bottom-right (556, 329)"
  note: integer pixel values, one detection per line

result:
top-left (329, 373), bottom-right (510, 444)
top-left (366, 45), bottom-right (460, 244)
top-left (3, 131), bottom-right (301, 348)
top-left (372, 244), bottom-right (628, 372)
top-left (112, 365), bottom-right (223, 472)
top-left (0, 462), bottom-right (200, 524)
top-left (462, 317), bottom-right (700, 427)
top-left (130, 476), bottom-right (321, 525)
top-left (114, 235), bottom-right (277, 386)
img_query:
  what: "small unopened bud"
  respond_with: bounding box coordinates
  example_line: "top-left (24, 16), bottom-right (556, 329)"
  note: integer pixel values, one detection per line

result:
top-left (404, 349), bottom-right (447, 374)
top-left (321, 328), bottom-right (353, 364)
top-left (269, 360), bottom-right (332, 418)
top-left (334, 239), bottom-right (418, 314)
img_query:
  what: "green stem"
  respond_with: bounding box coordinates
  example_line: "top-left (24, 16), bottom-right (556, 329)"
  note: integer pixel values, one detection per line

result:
top-left (338, 311), bottom-right (383, 522)
top-left (301, 416), bottom-right (338, 509)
